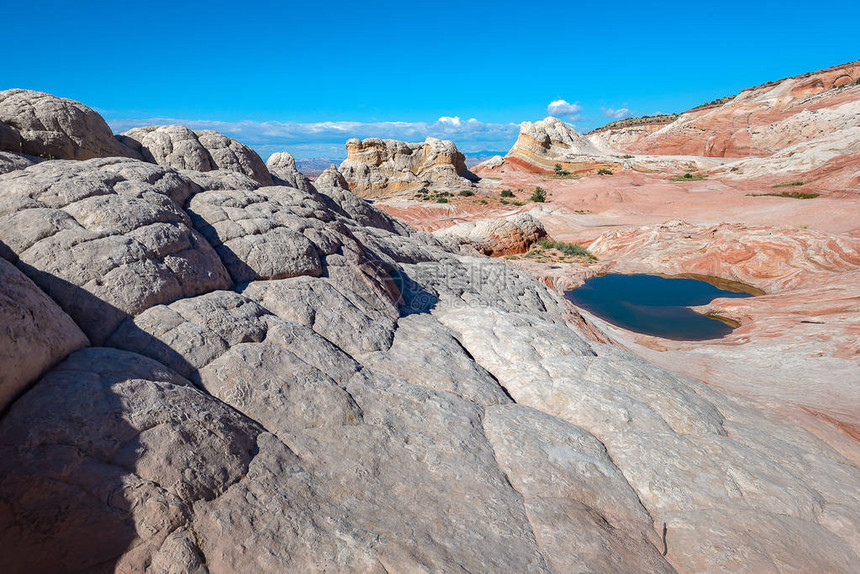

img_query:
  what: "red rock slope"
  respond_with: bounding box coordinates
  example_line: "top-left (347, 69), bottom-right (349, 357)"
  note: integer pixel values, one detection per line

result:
top-left (628, 60), bottom-right (860, 157)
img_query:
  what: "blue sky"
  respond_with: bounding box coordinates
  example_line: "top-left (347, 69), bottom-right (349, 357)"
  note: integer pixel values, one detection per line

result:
top-left (3, 1), bottom-right (858, 159)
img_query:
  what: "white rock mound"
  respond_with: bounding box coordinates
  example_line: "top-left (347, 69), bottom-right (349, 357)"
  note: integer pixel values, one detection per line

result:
top-left (119, 124), bottom-right (273, 186)
top-left (0, 89), bottom-right (141, 160)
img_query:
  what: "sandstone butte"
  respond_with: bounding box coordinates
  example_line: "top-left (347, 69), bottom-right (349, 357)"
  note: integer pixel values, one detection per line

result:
top-left (0, 65), bottom-right (859, 574)
top-left (338, 136), bottom-right (479, 198)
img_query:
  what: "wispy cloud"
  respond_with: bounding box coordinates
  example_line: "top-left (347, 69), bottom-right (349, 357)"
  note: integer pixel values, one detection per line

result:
top-left (106, 116), bottom-right (520, 160)
top-left (546, 99), bottom-right (583, 120)
top-left (602, 107), bottom-right (632, 120)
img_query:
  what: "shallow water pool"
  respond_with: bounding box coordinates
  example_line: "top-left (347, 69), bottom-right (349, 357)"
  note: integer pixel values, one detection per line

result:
top-left (565, 274), bottom-right (756, 340)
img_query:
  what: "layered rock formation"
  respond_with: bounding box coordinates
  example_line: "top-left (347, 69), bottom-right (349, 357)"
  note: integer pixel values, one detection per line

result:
top-left (629, 60), bottom-right (860, 157)
top-left (339, 137), bottom-right (478, 197)
top-left (0, 89), bottom-right (140, 160)
top-left (119, 125), bottom-right (273, 186)
top-left (715, 126), bottom-right (860, 192)
top-left (434, 212), bottom-right (547, 255)
top-left (505, 116), bottom-right (619, 173)
top-left (587, 114), bottom-right (679, 153)
top-left (1, 91), bottom-right (859, 574)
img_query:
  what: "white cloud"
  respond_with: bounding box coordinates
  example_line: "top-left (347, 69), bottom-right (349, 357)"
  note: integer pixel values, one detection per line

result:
top-left (106, 116), bottom-right (520, 159)
top-left (603, 107), bottom-right (633, 120)
top-left (436, 115), bottom-right (464, 127)
top-left (546, 99), bottom-right (583, 120)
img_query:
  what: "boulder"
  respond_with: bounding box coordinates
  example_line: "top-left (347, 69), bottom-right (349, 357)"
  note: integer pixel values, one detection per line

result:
top-left (118, 125), bottom-right (273, 186)
top-left (0, 347), bottom-right (379, 573)
top-left (314, 165), bottom-right (410, 233)
top-left (434, 212), bottom-right (547, 255)
top-left (0, 89), bottom-right (140, 160)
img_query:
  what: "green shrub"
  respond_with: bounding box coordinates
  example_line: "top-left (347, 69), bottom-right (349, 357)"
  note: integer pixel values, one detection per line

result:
top-left (500, 199), bottom-right (510, 205)
top-left (621, 154), bottom-right (633, 159)
top-left (512, 201), bottom-right (524, 206)
top-left (500, 189), bottom-right (514, 198)
top-left (554, 163), bottom-right (570, 177)
top-left (535, 239), bottom-right (597, 260)
top-left (458, 189), bottom-right (475, 197)
top-left (436, 197), bottom-right (449, 203)
top-left (597, 168), bottom-right (613, 176)
top-left (730, 167), bottom-right (739, 172)
top-left (530, 187), bottom-right (547, 202)
top-left (670, 172), bottom-right (708, 181)
top-left (746, 191), bottom-right (819, 199)
top-left (771, 181), bottom-right (805, 188)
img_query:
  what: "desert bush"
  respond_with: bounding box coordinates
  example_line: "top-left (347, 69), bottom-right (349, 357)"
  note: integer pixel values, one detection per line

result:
top-left (458, 189), bottom-right (475, 197)
top-left (535, 239), bottom-right (597, 260)
top-left (771, 181), bottom-right (805, 188)
top-left (671, 172), bottom-right (707, 181)
top-left (530, 187), bottom-right (547, 202)
top-left (746, 191), bottom-right (819, 199)
top-left (500, 189), bottom-right (514, 198)
top-left (436, 197), bottom-right (449, 203)
top-left (597, 168), bottom-right (613, 175)
top-left (554, 163), bottom-right (570, 176)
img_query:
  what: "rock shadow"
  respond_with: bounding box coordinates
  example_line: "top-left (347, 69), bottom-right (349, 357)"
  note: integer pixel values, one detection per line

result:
top-left (0, 262), bottom-right (203, 573)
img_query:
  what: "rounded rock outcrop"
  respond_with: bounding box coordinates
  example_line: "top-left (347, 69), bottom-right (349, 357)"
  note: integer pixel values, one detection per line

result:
top-left (434, 212), bottom-right (547, 256)
top-left (0, 89), bottom-right (141, 160)
top-left (266, 151), bottom-right (313, 191)
top-left (119, 125), bottom-right (273, 186)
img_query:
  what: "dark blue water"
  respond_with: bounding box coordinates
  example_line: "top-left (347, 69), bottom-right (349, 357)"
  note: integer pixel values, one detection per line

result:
top-left (565, 274), bottom-right (755, 340)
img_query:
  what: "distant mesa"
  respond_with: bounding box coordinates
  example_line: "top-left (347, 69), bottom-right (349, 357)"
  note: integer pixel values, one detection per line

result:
top-left (338, 136), bottom-right (479, 198)
top-left (118, 124), bottom-right (273, 186)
